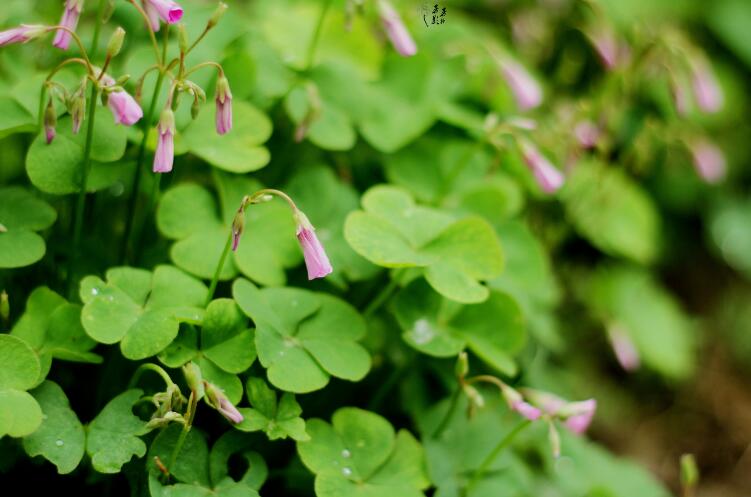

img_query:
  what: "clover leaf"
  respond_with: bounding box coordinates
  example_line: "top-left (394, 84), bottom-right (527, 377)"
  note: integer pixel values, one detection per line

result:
top-left (181, 100), bottom-right (272, 173)
top-left (285, 165), bottom-right (378, 286)
top-left (233, 279), bottom-right (370, 393)
top-left (86, 389), bottom-right (151, 473)
top-left (12, 287), bottom-right (101, 382)
top-left (392, 279), bottom-right (525, 375)
top-left (235, 377), bottom-right (309, 441)
top-left (0, 334), bottom-right (43, 438)
top-left (80, 266), bottom-right (207, 360)
top-left (297, 407), bottom-right (429, 497)
top-left (285, 82), bottom-right (357, 151)
top-left (147, 426), bottom-right (263, 497)
top-left (25, 107), bottom-right (129, 195)
top-left (22, 381), bottom-right (85, 474)
top-left (156, 172), bottom-right (301, 287)
top-left (345, 185), bottom-right (504, 303)
top-left (0, 187), bottom-right (56, 268)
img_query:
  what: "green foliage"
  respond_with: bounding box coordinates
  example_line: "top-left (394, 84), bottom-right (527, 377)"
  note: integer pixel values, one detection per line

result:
top-left (0, 187), bottom-right (56, 268)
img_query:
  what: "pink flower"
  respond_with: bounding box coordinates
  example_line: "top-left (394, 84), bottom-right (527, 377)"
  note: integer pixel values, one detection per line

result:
top-left (0, 25), bottom-right (48, 47)
top-left (574, 121), bottom-right (600, 149)
top-left (501, 384), bottom-right (542, 421)
top-left (671, 79), bottom-right (691, 117)
top-left (141, 0), bottom-right (183, 31)
top-left (587, 28), bottom-right (626, 70)
top-left (153, 108), bottom-right (175, 173)
top-left (608, 325), bottom-right (640, 371)
top-left (692, 61), bottom-right (723, 113)
top-left (500, 59), bottom-right (542, 110)
top-left (562, 399), bottom-right (597, 434)
top-left (215, 76), bottom-right (232, 135)
top-left (218, 397), bottom-right (244, 424)
top-left (520, 140), bottom-right (565, 193)
top-left (378, 0), bottom-right (417, 57)
top-left (295, 211), bottom-right (333, 280)
top-left (45, 122), bottom-right (56, 144)
top-left (690, 139), bottom-right (726, 184)
top-left (101, 74), bottom-right (143, 126)
top-left (53, 0), bottom-right (84, 50)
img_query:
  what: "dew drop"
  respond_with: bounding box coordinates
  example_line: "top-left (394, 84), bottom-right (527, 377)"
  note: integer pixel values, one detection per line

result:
top-left (341, 449), bottom-right (351, 458)
top-left (341, 467), bottom-right (352, 477)
top-left (91, 287), bottom-right (99, 296)
top-left (55, 440), bottom-right (64, 447)
top-left (411, 318), bottom-right (436, 345)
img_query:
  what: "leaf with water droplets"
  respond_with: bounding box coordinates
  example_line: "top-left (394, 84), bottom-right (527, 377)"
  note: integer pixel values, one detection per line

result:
top-left (235, 377), bottom-right (309, 441)
top-left (297, 407), bottom-right (429, 497)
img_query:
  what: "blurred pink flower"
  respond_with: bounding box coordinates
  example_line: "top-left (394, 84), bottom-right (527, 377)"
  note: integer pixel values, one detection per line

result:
top-left (142, 0), bottom-right (183, 31)
top-left (101, 74), bottom-right (144, 126)
top-left (500, 59), bottom-right (542, 110)
top-left (295, 211), bottom-right (333, 280)
top-left (218, 397), bottom-right (244, 424)
top-left (0, 25), bottom-right (48, 47)
top-left (378, 0), bottom-right (417, 57)
top-left (153, 109), bottom-right (175, 173)
top-left (215, 76), bottom-right (232, 135)
top-left (690, 139), bottom-right (726, 184)
top-left (608, 325), bottom-right (640, 371)
top-left (561, 399), bottom-right (597, 434)
top-left (501, 383), bottom-right (542, 421)
top-left (692, 61), bottom-right (723, 113)
top-left (574, 120), bottom-right (600, 149)
top-left (520, 141), bottom-right (564, 193)
top-left (53, 0), bottom-right (84, 50)
top-left (45, 122), bottom-right (56, 144)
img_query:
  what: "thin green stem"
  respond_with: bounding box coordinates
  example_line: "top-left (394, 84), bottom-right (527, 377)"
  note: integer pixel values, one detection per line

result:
top-left (67, 84), bottom-right (99, 299)
top-left (184, 61), bottom-right (223, 78)
top-left (167, 425), bottom-right (190, 477)
top-left (128, 363), bottom-right (175, 389)
top-left (367, 351), bottom-right (414, 411)
top-left (127, 0), bottom-right (161, 62)
top-left (89, 0), bottom-right (108, 58)
top-left (463, 420), bottom-right (531, 496)
top-left (205, 231), bottom-right (233, 306)
top-left (120, 70), bottom-right (165, 263)
top-left (48, 26), bottom-right (94, 71)
top-left (305, 0), bottom-right (333, 71)
top-left (37, 85), bottom-right (47, 132)
top-left (363, 270), bottom-right (402, 317)
top-left (432, 386), bottom-right (462, 439)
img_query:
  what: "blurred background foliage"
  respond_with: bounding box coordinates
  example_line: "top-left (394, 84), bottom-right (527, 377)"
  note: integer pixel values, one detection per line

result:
top-left (1, 0), bottom-right (751, 496)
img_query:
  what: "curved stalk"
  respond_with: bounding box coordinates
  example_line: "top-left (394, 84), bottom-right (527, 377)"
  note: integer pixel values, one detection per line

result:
top-left (205, 231), bottom-right (233, 306)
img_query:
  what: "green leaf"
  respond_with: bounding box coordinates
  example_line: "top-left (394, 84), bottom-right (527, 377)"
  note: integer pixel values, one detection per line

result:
top-left (235, 377), bottom-right (309, 441)
top-left (182, 100), bottom-right (272, 173)
top-left (233, 279), bottom-right (370, 393)
top-left (284, 83), bottom-right (356, 151)
top-left (209, 432), bottom-right (268, 491)
top-left (22, 381), bottom-right (85, 474)
top-left (202, 299), bottom-right (256, 374)
top-left (0, 96), bottom-right (35, 138)
top-left (393, 279), bottom-right (525, 375)
top-left (345, 186), bottom-right (504, 303)
top-left (561, 161), bottom-right (660, 263)
top-left (298, 407), bottom-right (429, 497)
top-left (80, 266), bottom-right (206, 360)
top-left (0, 187), bottom-right (56, 268)
top-left (0, 334), bottom-right (41, 391)
top-left (582, 265), bottom-right (695, 378)
top-left (708, 197), bottom-right (751, 280)
top-left (0, 389), bottom-right (43, 438)
top-left (148, 424), bottom-right (210, 486)
top-left (86, 389), bottom-right (150, 473)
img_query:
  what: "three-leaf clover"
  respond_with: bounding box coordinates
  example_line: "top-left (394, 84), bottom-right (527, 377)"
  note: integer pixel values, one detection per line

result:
top-left (159, 298), bottom-right (256, 404)
top-left (79, 266), bottom-right (207, 360)
top-left (156, 172), bottom-right (301, 286)
top-left (0, 187), bottom-right (56, 268)
top-left (297, 407), bottom-right (430, 497)
top-left (0, 334), bottom-right (43, 437)
top-left (235, 377), bottom-right (309, 441)
top-left (345, 185), bottom-right (504, 303)
top-left (233, 279), bottom-right (370, 393)
top-left (392, 279), bottom-right (526, 375)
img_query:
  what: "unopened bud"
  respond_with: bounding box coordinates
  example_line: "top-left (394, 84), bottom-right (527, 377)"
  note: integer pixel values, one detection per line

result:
top-left (231, 209), bottom-right (245, 251)
top-left (548, 421), bottom-right (561, 458)
top-left (680, 454), bottom-right (699, 490)
top-left (1, 290), bottom-right (9, 323)
top-left (462, 384), bottom-right (485, 409)
top-left (44, 99), bottom-right (57, 144)
top-left (207, 2), bottom-right (228, 28)
top-left (191, 95), bottom-right (201, 120)
top-left (178, 24), bottom-right (189, 53)
top-left (203, 380), bottom-right (244, 424)
top-left (115, 74), bottom-right (131, 86)
top-left (455, 351), bottom-right (469, 379)
top-left (107, 27), bottom-right (125, 58)
top-left (182, 362), bottom-right (204, 396)
top-left (145, 410), bottom-right (185, 429)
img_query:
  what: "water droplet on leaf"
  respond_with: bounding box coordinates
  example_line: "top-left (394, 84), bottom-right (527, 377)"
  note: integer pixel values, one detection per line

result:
top-left (341, 449), bottom-right (351, 458)
top-left (55, 440), bottom-right (64, 447)
top-left (342, 467), bottom-right (352, 477)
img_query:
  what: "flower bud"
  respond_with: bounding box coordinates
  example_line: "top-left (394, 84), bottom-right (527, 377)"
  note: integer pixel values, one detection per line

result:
top-left (455, 351), bottom-right (469, 379)
top-left (0, 25), bottom-right (48, 47)
top-left (203, 380), bottom-right (244, 424)
top-left (680, 454), bottom-right (699, 491)
top-left (154, 108), bottom-right (176, 173)
top-left (499, 58), bottom-right (543, 111)
top-left (44, 99), bottom-right (57, 144)
top-left (500, 383), bottom-right (542, 421)
top-left (69, 82), bottom-right (87, 135)
top-left (182, 362), bottom-right (203, 396)
top-left (519, 139), bottom-right (564, 193)
top-left (231, 209), bottom-right (245, 252)
top-left (53, 0), bottom-right (84, 50)
top-left (377, 0), bottom-right (417, 57)
top-left (559, 399), bottom-right (597, 434)
top-left (207, 2), bottom-right (228, 28)
top-left (1, 290), bottom-right (9, 323)
top-left (295, 210), bottom-right (333, 279)
top-left (215, 76), bottom-right (232, 135)
top-left (689, 139), bottom-right (726, 184)
top-left (178, 24), bottom-right (188, 53)
top-left (145, 410), bottom-right (185, 430)
top-left (107, 27), bottom-right (126, 58)
top-left (607, 323), bottom-right (640, 371)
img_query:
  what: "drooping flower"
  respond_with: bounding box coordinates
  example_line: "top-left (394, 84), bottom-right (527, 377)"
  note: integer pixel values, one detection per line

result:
top-left (608, 324), bottom-right (640, 371)
top-left (520, 140), bottom-right (565, 193)
top-left (231, 204), bottom-right (246, 252)
top-left (377, 0), bottom-right (417, 57)
top-left (44, 99), bottom-right (57, 144)
top-left (0, 25), bottom-right (48, 47)
top-left (215, 75), bottom-right (232, 135)
top-left (691, 60), bottom-right (723, 113)
top-left (560, 399), bottom-right (597, 434)
top-left (101, 74), bottom-right (144, 126)
top-left (141, 0), bottom-right (183, 31)
top-left (500, 59), bottom-right (543, 111)
top-left (689, 139), bottom-right (726, 184)
top-left (574, 120), bottom-right (601, 149)
top-left (53, 0), bottom-right (84, 50)
top-left (295, 210), bottom-right (333, 280)
top-left (203, 380), bottom-right (244, 424)
top-left (500, 383), bottom-right (542, 421)
top-left (587, 27), bottom-right (626, 70)
top-left (153, 108), bottom-right (175, 173)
